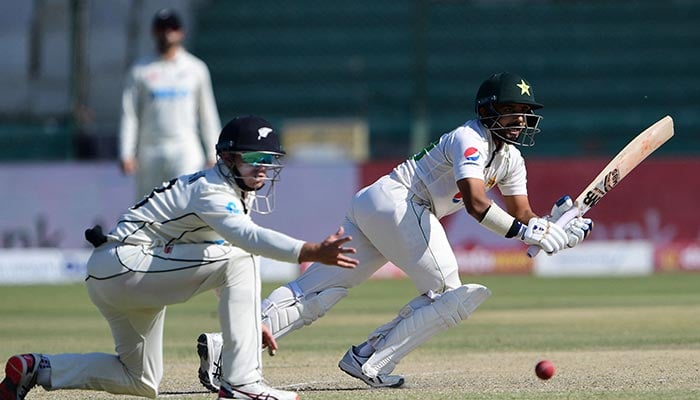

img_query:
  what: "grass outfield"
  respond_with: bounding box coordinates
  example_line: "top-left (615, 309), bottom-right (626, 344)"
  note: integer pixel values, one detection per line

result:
top-left (1, 273), bottom-right (699, 399)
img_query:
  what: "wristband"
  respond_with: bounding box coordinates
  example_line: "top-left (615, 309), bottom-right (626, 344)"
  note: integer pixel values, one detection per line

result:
top-left (479, 202), bottom-right (522, 238)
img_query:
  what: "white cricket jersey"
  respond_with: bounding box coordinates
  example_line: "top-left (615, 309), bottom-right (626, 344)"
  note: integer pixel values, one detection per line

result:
top-left (119, 48), bottom-right (221, 163)
top-left (107, 165), bottom-right (304, 264)
top-left (392, 119), bottom-right (528, 219)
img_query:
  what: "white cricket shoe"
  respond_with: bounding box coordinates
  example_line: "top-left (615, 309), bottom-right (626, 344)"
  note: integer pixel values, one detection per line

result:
top-left (197, 332), bottom-right (222, 393)
top-left (0, 353), bottom-right (40, 400)
top-left (338, 346), bottom-right (404, 388)
top-left (217, 381), bottom-right (298, 400)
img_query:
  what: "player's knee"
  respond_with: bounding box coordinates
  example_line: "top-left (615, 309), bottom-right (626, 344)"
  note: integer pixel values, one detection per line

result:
top-left (301, 287), bottom-right (348, 323)
top-left (262, 284), bottom-right (347, 337)
top-left (126, 375), bottom-right (159, 398)
top-left (434, 284), bottom-right (491, 325)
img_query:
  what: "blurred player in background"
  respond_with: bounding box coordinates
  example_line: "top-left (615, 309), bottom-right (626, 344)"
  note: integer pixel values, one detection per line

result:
top-left (119, 8), bottom-right (222, 200)
top-left (196, 73), bottom-right (593, 391)
top-left (0, 116), bottom-right (357, 400)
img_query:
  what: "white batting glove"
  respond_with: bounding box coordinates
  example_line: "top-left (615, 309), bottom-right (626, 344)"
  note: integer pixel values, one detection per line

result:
top-left (519, 217), bottom-right (568, 255)
top-left (563, 217), bottom-right (594, 248)
top-left (548, 195), bottom-right (574, 221)
top-left (547, 195), bottom-right (594, 249)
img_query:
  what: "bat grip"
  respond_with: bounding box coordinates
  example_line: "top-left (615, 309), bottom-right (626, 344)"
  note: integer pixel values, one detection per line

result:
top-left (526, 207), bottom-right (580, 258)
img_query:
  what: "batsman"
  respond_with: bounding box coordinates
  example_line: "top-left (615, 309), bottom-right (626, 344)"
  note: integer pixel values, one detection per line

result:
top-left (197, 72), bottom-right (594, 390)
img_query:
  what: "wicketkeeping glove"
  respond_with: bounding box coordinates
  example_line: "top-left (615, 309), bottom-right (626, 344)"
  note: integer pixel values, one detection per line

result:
top-left (519, 217), bottom-right (568, 255)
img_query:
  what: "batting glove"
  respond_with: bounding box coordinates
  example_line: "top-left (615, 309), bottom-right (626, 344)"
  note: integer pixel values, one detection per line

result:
top-left (548, 195), bottom-right (594, 248)
top-left (563, 217), bottom-right (594, 248)
top-left (519, 217), bottom-right (568, 255)
top-left (548, 195), bottom-right (573, 221)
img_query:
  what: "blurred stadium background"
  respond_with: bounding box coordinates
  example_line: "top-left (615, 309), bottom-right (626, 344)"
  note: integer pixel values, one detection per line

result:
top-left (1, 0), bottom-right (699, 283)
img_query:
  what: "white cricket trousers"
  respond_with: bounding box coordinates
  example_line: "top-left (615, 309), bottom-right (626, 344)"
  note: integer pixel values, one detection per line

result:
top-left (44, 242), bottom-right (263, 398)
top-left (135, 138), bottom-right (206, 199)
top-left (297, 175), bottom-right (462, 297)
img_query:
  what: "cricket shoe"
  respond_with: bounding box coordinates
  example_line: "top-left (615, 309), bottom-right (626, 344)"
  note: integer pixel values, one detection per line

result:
top-left (338, 346), bottom-right (404, 388)
top-left (0, 354), bottom-right (40, 400)
top-left (217, 381), bottom-right (298, 400)
top-left (197, 332), bottom-right (223, 393)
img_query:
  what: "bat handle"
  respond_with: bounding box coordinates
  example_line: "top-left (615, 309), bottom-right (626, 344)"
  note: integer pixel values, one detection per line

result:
top-left (526, 207), bottom-right (580, 258)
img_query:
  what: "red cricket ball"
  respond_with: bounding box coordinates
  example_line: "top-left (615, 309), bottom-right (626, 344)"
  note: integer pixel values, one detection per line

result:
top-left (535, 359), bottom-right (555, 380)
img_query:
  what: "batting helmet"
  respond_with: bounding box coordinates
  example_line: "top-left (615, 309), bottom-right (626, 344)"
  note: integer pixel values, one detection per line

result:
top-left (475, 72), bottom-right (543, 113)
top-left (474, 72), bottom-right (543, 147)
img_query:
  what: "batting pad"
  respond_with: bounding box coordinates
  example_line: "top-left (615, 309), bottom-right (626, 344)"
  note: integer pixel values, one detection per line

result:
top-left (362, 284), bottom-right (491, 378)
top-left (262, 284), bottom-right (348, 339)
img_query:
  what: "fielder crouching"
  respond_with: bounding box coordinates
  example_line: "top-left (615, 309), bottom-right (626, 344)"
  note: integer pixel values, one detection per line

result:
top-left (0, 116), bottom-right (358, 400)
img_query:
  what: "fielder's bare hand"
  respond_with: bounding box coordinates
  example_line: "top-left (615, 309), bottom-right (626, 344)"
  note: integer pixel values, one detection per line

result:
top-left (261, 323), bottom-right (277, 356)
top-left (120, 158), bottom-right (138, 175)
top-left (298, 226), bottom-right (358, 268)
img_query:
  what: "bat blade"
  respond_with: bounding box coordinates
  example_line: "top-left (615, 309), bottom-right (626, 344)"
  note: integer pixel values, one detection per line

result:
top-left (527, 115), bottom-right (674, 257)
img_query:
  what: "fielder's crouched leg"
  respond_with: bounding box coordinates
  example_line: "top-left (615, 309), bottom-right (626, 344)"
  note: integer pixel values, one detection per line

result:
top-left (196, 282), bottom-right (348, 392)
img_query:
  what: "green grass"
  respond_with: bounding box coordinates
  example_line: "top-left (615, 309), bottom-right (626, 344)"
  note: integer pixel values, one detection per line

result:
top-left (2, 273), bottom-right (700, 399)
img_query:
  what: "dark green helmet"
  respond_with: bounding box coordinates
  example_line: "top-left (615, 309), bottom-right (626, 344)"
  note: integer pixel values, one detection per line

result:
top-left (215, 116), bottom-right (285, 214)
top-left (475, 72), bottom-right (543, 112)
top-left (475, 72), bottom-right (543, 147)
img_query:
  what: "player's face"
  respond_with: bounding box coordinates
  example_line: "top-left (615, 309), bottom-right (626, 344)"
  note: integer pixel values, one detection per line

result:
top-left (153, 27), bottom-right (184, 53)
top-left (494, 103), bottom-right (532, 141)
top-left (233, 153), bottom-right (272, 190)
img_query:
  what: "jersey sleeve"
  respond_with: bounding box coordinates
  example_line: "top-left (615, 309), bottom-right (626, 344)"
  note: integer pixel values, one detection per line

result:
top-left (196, 61), bottom-right (222, 164)
top-left (118, 66), bottom-right (140, 160)
top-left (194, 188), bottom-right (304, 263)
top-left (450, 127), bottom-right (488, 182)
top-left (497, 148), bottom-right (528, 196)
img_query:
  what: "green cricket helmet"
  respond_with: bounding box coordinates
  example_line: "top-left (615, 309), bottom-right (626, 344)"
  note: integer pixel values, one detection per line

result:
top-left (475, 72), bottom-right (543, 147)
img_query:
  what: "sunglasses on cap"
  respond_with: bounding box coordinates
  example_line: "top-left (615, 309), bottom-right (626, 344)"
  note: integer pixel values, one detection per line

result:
top-left (240, 152), bottom-right (277, 165)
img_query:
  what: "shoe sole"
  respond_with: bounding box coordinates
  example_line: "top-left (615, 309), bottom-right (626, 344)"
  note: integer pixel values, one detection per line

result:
top-left (1, 354), bottom-right (38, 399)
top-left (197, 334), bottom-right (219, 393)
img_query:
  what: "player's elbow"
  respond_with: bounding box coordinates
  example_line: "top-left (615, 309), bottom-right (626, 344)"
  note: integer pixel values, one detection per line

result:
top-left (463, 198), bottom-right (492, 221)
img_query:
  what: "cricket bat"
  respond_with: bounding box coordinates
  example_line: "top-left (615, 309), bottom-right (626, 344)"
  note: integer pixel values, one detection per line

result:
top-left (527, 115), bottom-right (674, 257)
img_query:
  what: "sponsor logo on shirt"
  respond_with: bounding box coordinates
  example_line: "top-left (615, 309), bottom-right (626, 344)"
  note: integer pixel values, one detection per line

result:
top-left (464, 147), bottom-right (480, 162)
top-left (452, 192), bottom-right (463, 204)
top-left (226, 201), bottom-right (241, 214)
top-left (150, 88), bottom-right (189, 99)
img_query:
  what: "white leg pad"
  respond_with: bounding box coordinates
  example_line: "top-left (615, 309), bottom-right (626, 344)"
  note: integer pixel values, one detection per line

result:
top-left (362, 284), bottom-right (491, 378)
top-left (366, 294), bottom-right (432, 349)
top-left (262, 283), bottom-right (348, 339)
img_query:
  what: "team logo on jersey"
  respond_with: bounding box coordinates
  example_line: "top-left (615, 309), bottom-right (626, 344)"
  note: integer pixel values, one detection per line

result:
top-left (452, 192), bottom-right (463, 204)
top-left (258, 127), bottom-right (273, 140)
top-left (464, 147), bottom-right (480, 162)
top-left (226, 201), bottom-right (242, 214)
